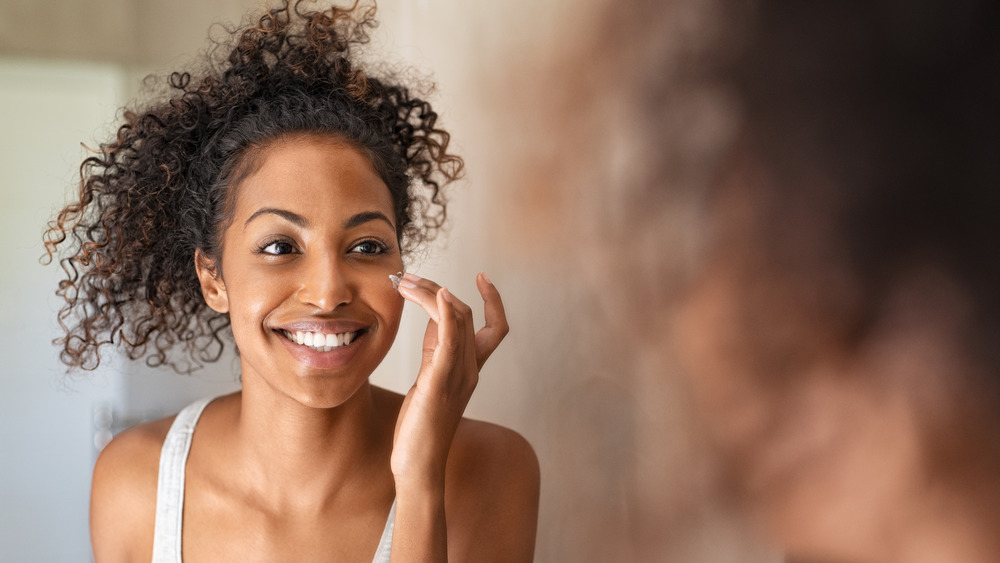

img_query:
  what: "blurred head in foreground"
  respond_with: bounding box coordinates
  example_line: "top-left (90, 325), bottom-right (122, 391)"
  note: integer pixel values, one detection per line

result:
top-left (675, 2), bottom-right (1000, 560)
top-left (512, 0), bottom-right (1000, 560)
top-left (664, 1), bottom-right (999, 560)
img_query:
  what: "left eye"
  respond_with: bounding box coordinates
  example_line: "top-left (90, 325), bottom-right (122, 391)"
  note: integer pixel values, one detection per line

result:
top-left (351, 240), bottom-right (385, 255)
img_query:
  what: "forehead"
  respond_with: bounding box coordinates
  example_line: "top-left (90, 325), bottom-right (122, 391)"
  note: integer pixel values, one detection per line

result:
top-left (230, 134), bottom-right (395, 224)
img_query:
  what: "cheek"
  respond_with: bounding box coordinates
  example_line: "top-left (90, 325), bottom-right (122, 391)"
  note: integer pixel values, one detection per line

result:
top-left (368, 277), bottom-right (404, 329)
top-left (220, 261), bottom-right (291, 334)
top-left (359, 255), bottom-right (405, 325)
top-left (225, 282), bottom-right (274, 343)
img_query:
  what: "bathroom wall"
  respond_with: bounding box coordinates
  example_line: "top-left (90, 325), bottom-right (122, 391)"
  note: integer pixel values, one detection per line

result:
top-left (0, 58), bottom-right (128, 562)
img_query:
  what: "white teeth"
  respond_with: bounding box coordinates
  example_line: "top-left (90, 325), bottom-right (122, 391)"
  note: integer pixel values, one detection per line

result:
top-left (282, 329), bottom-right (358, 351)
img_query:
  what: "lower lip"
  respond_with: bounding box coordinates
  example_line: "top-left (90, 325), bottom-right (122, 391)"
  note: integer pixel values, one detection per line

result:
top-left (275, 331), bottom-right (365, 371)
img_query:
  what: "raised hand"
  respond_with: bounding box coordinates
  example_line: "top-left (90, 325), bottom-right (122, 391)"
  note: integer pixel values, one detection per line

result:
top-left (390, 272), bottom-right (508, 487)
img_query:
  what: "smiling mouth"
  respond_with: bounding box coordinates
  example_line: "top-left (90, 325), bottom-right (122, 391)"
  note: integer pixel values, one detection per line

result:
top-left (280, 329), bottom-right (361, 352)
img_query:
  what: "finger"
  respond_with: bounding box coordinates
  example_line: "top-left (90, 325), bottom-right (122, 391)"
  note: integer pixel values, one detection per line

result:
top-left (431, 288), bottom-right (460, 371)
top-left (399, 273), bottom-right (476, 342)
top-left (397, 273), bottom-right (444, 323)
top-left (474, 272), bottom-right (509, 369)
top-left (443, 288), bottom-right (480, 396)
top-left (402, 272), bottom-right (443, 293)
top-left (420, 318), bottom-right (439, 365)
top-left (441, 284), bottom-right (474, 341)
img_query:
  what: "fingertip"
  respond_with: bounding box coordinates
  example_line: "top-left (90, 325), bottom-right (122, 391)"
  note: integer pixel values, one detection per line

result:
top-left (389, 272), bottom-right (403, 290)
top-left (436, 288), bottom-right (455, 332)
top-left (477, 272), bottom-right (498, 297)
top-left (396, 284), bottom-right (441, 323)
top-left (440, 287), bottom-right (453, 303)
top-left (395, 282), bottom-right (414, 297)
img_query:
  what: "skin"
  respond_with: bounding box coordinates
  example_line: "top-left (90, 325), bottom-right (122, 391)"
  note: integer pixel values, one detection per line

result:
top-left (90, 134), bottom-right (540, 562)
top-left (671, 184), bottom-right (1000, 562)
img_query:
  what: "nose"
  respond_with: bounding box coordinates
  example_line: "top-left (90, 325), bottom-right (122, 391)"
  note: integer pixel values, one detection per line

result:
top-left (296, 253), bottom-right (353, 312)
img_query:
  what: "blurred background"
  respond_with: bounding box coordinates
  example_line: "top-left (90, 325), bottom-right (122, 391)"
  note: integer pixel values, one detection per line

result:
top-left (0, 0), bottom-right (776, 560)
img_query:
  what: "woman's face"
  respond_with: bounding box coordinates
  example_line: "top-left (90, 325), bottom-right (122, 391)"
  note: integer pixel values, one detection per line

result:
top-left (198, 134), bottom-right (405, 408)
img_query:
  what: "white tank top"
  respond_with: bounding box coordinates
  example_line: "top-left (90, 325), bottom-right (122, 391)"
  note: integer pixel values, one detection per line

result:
top-left (151, 397), bottom-right (395, 562)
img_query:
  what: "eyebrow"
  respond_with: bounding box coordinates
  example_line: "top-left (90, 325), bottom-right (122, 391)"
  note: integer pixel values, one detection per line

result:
top-left (243, 208), bottom-right (395, 231)
top-left (344, 211), bottom-right (395, 230)
top-left (244, 208), bottom-right (309, 229)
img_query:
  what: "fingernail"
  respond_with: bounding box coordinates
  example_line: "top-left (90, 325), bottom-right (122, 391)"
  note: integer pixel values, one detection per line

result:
top-left (441, 287), bottom-right (453, 302)
top-left (480, 272), bottom-right (493, 285)
top-left (399, 279), bottom-right (417, 289)
top-left (403, 272), bottom-right (421, 282)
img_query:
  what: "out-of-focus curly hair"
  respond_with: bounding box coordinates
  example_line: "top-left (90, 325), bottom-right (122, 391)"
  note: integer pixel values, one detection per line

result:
top-left (42, 0), bottom-right (463, 373)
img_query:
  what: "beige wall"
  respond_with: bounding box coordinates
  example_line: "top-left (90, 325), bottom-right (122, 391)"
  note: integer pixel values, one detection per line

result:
top-left (1, 0), bottom-right (260, 64)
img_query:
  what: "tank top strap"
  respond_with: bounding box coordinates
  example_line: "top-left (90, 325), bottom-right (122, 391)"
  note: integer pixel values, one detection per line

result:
top-left (151, 397), bottom-right (213, 563)
top-left (371, 498), bottom-right (396, 563)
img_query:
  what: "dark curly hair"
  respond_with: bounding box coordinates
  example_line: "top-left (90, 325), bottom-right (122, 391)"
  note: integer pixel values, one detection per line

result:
top-left (42, 0), bottom-right (463, 374)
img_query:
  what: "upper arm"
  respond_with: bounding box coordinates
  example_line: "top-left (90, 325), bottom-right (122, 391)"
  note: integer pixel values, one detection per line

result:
top-left (446, 422), bottom-right (541, 562)
top-left (91, 418), bottom-right (171, 563)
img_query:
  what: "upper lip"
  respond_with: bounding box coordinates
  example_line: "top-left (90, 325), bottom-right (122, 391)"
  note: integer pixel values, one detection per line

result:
top-left (272, 320), bottom-right (369, 334)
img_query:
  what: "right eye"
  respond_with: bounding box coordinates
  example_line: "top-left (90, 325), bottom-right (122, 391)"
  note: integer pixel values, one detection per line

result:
top-left (257, 240), bottom-right (296, 256)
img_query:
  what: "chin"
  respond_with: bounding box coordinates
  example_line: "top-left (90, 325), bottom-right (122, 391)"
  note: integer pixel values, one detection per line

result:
top-left (286, 377), bottom-right (373, 410)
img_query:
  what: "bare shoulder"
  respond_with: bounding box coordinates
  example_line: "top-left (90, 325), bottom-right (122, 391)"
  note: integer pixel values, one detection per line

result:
top-left (369, 385), bottom-right (539, 560)
top-left (446, 418), bottom-right (541, 562)
top-left (90, 415), bottom-right (174, 562)
top-left (449, 417), bottom-right (540, 489)
top-left (370, 386), bottom-right (540, 494)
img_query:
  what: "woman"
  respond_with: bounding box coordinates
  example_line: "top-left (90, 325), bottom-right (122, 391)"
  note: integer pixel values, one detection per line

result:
top-left (43, 2), bottom-right (539, 561)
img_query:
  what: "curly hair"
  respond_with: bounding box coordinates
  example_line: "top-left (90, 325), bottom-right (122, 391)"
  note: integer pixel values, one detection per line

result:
top-left (42, 0), bottom-right (463, 374)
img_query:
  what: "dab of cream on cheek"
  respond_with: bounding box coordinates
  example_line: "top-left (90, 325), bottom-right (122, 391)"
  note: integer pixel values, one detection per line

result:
top-left (389, 271), bottom-right (403, 290)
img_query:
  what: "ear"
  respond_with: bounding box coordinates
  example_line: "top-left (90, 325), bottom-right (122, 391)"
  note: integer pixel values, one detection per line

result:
top-left (195, 249), bottom-right (229, 314)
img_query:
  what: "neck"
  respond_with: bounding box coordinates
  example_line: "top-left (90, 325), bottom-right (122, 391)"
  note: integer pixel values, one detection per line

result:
top-left (226, 375), bottom-right (394, 512)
